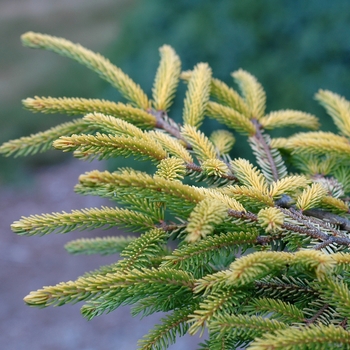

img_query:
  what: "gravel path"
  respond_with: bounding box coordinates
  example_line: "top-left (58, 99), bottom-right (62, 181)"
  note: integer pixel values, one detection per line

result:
top-left (0, 160), bottom-right (201, 349)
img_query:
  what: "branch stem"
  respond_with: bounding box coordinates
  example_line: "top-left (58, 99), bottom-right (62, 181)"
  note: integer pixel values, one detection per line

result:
top-left (251, 118), bottom-right (279, 182)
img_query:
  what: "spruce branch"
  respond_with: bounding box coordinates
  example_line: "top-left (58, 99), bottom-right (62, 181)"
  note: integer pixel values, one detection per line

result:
top-left (24, 267), bottom-right (195, 310)
top-left (22, 97), bottom-right (157, 128)
top-left (249, 297), bottom-right (305, 323)
top-left (183, 63), bottom-right (212, 128)
top-left (319, 277), bottom-right (350, 320)
top-left (209, 130), bottom-right (236, 156)
top-left (315, 89), bottom-right (350, 137)
top-left (287, 131), bottom-right (350, 158)
top-left (209, 314), bottom-right (288, 342)
top-left (11, 206), bottom-right (155, 236)
top-left (138, 305), bottom-right (196, 350)
top-left (7, 34), bottom-right (350, 349)
top-left (250, 119), bottom-right (287, 183)
top-left (152, 45), bottom-right (181, 112)
top-left (0, 119), bottom-right (94, 157)
top-left (206, 101), bottom-right (256, 135)
top-left (53, 132), bottom-right (168, 162)
top-left (248, 323), bottom-right (350, 349)
top-left (22, 32), bottom-right (150, 109)
top-left (188, 289), bottom-right (244, 335)
top-left (304, 303), bottom-right (330, 325)
top-left (280, 207), bottom-right (350, 248)
top-left (161, 231), bottom-right (259, 277)
top-left (260, 110), bottom-right (320, 130)
top-left (181, 124), bottom-right (217, 161)
top-left (232, 69), bottom-right (266, 120)
top-left (64, 236), bottom-right (136, 256)
top-left (255, 277), bottom-right (319, 305)
top-left (181, 70), bottom-right (250, 116)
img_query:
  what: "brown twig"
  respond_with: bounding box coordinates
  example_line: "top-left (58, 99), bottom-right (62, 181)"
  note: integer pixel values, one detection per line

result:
top-left (304, 303), bottom-right (330, 325)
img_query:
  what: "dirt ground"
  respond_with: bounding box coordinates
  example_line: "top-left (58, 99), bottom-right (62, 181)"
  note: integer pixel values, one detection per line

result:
top-left (0, 159), bottom-right (202, 349)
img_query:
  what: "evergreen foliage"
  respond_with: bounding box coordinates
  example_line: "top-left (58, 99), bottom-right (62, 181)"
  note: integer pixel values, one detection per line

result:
top-left (3, 32), bottom-right (350, 349)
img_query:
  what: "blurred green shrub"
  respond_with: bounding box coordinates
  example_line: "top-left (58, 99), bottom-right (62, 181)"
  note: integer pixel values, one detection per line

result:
top-left (108, 0), bottom-right (350, 126)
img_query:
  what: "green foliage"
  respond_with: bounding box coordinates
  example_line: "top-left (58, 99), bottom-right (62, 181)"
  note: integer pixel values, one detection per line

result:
top-left (3, 32), bottom-right (350, 349)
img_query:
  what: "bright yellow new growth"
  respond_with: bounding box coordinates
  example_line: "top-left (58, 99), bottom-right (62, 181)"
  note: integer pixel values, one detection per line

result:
top-left (286, 131), bottom-right (350, 158)
top-left (332, 252), bottom-right (350, 267)
top-left (181, 125), bottom-right (217, 161)
top-left (148, 130), bottom-right (193, 163)
top-left (293, 250), bottom-right (336, 280)
top-left (11, 206), bottom-right (155, 236)
top-left (316, 89), bottom-right (350, 137)
top-left (22, 97), bottom-right (157, 128)
top-left (206, 101), bottom-right (256, 135)
top-left (227, 251), bottom-right (292, 286)
top-left (230, 158), bottom-right (268, 193)
top-left (185, 198), bottom-right (228, 242)
top-left (210, 77), bottom-right (250, 116)
top-left (321, 196), bottom-right (349, 213)
top-left (224, 185), bottom-right (274, 208)
top-left (269, 175), bottom-right (311, 198)
top-left (249, 324), bottom-right (350, 349)
top-left (152, 45), bottom-right (181, 111)
top-left (201, 158), bottom-right (229, 177)
top-left (0, 119), bottom-right (92, 157)
top-left (53, 133), bottom-right (168, 162)
top-left (198, 188), bottom-right (246, 212)
top-left (155, 157), bottom-right (186, 181)
top-left (232, 69), bottom-right (266, 120)
top-left (79, 169), bottom-right (205, 205)
top-left (83, 113), bottom-right (145, 138)
top-left (270, 137), bottom-right (289, 149)
top-left (260, 110), bottom-right (320, 130)
top-left (296, 182), bottom-right (328, 211)
top-left (180, 71), bottom-right (249, 116)
top-left (183, 63), bottom-right (212, 128)
top-left (258, 207), bottom-right (284, 233)
top-left (209, 130), bottom-right (235, 155)
top-left (21, 32), bottom-right (150, 109)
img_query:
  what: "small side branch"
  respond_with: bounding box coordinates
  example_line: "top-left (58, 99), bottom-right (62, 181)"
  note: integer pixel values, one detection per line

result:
top-left (280, 207), bottom-right (350, 248)
top-left (152, 109), bottom-right (188, 144)
top-left (304, 304), bottom-right (330, 326)
top-left (304, 208), bottom-right (350, 231)
top-left (251, 118), bottom-right (279, 182)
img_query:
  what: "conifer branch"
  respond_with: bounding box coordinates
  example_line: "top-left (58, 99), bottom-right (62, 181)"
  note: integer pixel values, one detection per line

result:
top-left (0, 119), bottom-right (94, 157)
top-left (206, 101), bottom-right (256, 135)
top-left (304, 303), bottom-right (330, 325)
top-left (183, 63), bottom-right (212, 128)
top-left (249, 323), bottom-right (350, 349)
top-left (232, 69), bottom-right (266, 120)
top-left (53, 132), bottom-right (168, 162)
top-left (22, 32), bottom-right (150, 109)
top-left (23, 97), bottom-right (157, 128)
top-left (260, 110), bottom-right (320, 130)
top-left (152, 45), bottom-right (181, 112)
top-left (138, 305), bottom-right (196, 350)
top-left (6, 35), bottom-right (350, 349)
top-left (11, 206), bottom-right (155, 236)
top-left (64, 236), bottom-right (136, 256)
top-left (250, 119), bottom-right (286, 182)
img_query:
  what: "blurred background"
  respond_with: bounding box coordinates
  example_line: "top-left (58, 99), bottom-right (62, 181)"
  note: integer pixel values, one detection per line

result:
top-left (1, 0), bottom-right (350, 349)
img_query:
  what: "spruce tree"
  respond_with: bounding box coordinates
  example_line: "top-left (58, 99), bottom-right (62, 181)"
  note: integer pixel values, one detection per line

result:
top-left (2, 32), bottom-right (350, 349)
